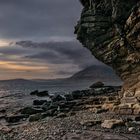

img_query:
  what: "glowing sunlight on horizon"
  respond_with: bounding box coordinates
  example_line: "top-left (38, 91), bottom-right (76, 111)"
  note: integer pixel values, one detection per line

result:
top-left (0, 39), bottom-right (12, 47)
top-left (0, 61), bottom-right (48, 71)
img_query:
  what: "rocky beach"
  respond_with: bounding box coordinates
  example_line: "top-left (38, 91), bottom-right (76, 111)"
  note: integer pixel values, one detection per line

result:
top-left (0, 82), bottom-right (140, 140)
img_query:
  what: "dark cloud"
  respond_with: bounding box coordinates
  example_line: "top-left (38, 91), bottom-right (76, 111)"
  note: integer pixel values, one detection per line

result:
top-left (17, 41), bottom-right (101, 69)
top-left (0, 0), bottom-right (104, 79)
top-left (0, 46), bottom-right (29, 55)
top-left (0, 0), bottom-right (82, 40)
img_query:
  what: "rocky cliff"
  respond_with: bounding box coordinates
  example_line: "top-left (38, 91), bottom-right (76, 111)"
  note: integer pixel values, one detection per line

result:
top-left (75, 0), bottom-right (140, 114)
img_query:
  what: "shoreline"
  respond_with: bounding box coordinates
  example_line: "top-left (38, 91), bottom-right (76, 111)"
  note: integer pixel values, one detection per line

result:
top-left (0, 83), bottom-right (140, 139)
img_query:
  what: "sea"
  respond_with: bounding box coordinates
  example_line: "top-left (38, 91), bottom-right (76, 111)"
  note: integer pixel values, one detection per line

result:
top-left (0, 78), bottom-right (122, 115)
top-left (0, 79), bottom-right (93, 114)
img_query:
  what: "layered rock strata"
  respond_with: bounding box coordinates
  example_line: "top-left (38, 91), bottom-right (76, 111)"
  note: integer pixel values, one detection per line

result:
top-left (75, 0), bottom-right (140, 114)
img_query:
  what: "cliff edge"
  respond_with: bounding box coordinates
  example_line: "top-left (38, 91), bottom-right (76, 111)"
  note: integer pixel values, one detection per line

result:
top-left (75, 0), bottom-right (140, 114)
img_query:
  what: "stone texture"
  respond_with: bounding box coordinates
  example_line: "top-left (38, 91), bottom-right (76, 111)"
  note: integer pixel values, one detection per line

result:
top-left (80, 120), bottom-right (101, 127)
top-left (63, 130), bottom-right (140, 140)
top-left (101, 119), bottom-right (124, 129)
top-left (75, 0), bottom-right (140, 111)
top-left (102, 103), bottom-right (115, 111)
top-left (0, 126), bottom-right (12, 134)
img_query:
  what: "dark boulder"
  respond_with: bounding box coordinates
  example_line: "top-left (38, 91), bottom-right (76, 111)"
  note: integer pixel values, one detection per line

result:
top-left (0, 109), bottom-right (6, 113)
top-left (71, 90), bottom-right (83, 99)
top-left (43, 109), bottom-right (56, 117)
top-left (90, 82), bottom-right (104, 88)
top-left (80, 89), bottom-right (94, 96)
top-left (36, 91), bottom-right (49, 97)
top-left (103, 86), bottom-right (116, 93)
top-left (30, 90), bottom-right (39, 95)
top-left (21, 107), bottom-right (44, 115)
top-left (29, 109), bottom-right (56, 122)
top-left (30, 90), bottom-right (49, 96)
top-left (51, 95), bottom-right (65, 102)
top-left (29, 113), bottom-right (42, 122)
top-left (64, 90), bottom-right (94, 101)
top-left (42, 102), bottom-right (57, 111)
top-left (64, 94), bottom-right (73, 101)
top-left (5, 114), bottom-right (29, 123)
top-left (33, 100), bottom-right (48, 105)
top-left (0, 115), bottom-right (6, 120)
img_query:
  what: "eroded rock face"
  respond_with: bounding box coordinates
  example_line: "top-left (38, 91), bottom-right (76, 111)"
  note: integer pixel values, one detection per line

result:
top-left (75, 0), bottom-right (140, 112)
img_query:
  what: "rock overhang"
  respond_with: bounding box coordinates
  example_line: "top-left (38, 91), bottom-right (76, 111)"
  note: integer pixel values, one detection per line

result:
top-left (75, 0), bottom-right (140, 114)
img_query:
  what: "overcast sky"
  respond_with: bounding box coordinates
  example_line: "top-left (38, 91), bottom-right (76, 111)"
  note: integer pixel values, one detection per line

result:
top-left (0, 0), bottom-right (102, 80)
